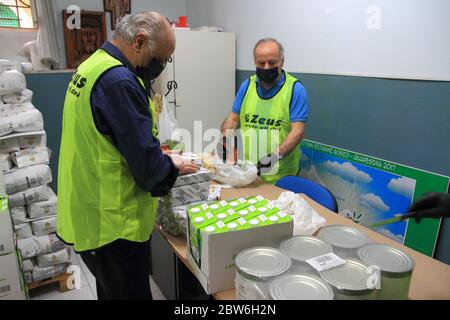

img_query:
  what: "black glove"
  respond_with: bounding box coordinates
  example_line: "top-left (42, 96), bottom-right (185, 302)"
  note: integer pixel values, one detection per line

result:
top-left (407, 193), bottom-right (450, 223)
top-left (257, 152), bottom-right (282, 176)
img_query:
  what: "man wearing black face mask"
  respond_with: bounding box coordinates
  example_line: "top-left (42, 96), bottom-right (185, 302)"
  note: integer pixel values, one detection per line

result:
top-left (58, 12), bottom-right (199, 300)
top-left (221, 38), bottom-right (309, 183)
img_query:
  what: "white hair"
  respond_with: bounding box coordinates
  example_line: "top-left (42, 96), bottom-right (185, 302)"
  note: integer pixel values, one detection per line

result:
top-left (113, 12), bottom-right (165, 51)
top-left (253, 38), bottom-right (285, 60)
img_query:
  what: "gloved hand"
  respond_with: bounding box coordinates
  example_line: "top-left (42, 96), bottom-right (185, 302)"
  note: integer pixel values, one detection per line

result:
top-left (257, 152), bottom-right (282, 176)
top-left (407, 193), bottom-right (450, 223)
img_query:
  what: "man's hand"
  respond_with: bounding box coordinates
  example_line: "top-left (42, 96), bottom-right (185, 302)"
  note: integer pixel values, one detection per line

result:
top-left (176, 162), bottom-right (200, 176)
top-left (169, 153), bottom-right (200, 176)
top-left (407, 193), bottom-right (450, 222)
top-left (257, 152), bottom-right (282, 176)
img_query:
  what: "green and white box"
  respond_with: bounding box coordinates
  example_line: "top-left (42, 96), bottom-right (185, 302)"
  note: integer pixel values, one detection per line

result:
top-left (188, 210), bottom-right (218, 265)
top-left (187, 212), bottom-right (294, 294)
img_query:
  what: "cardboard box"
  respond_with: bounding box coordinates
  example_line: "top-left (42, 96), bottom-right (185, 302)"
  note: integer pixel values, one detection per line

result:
top-left (0, 197), bottom-right (14, 255)
top-left (169, 181), bottom-right (210, 207)
top-left (0, 252), bottom-right (27, 300)
top-left (187, 213), bottom-right (293, 294)
top-left (0, 171), bottom-right (5, 197)
top-left (173, 168), bottom-right (213, 188)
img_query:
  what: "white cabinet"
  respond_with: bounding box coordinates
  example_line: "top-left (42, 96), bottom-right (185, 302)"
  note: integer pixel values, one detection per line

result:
top-left (155, 29), bottom-right (236, 151)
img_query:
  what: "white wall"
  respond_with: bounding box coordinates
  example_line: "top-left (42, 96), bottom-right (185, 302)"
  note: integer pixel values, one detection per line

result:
top-left (0, 0), bottom-right (186, 68)
top-left (0, 29), bottom-right (37, 62)
top-left (186, 0), bottom-right (450, 81)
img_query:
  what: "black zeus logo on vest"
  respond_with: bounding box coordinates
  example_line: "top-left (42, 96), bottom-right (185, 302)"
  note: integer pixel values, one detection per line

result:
top-left (71, 72), bottom-right (87, 89)
top-left (68, 72), bottom-right (87, 98)
top-left (244, 113), bottom-right (283, 127)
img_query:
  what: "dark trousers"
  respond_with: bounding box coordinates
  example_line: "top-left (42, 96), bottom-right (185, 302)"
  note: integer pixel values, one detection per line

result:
top-left (80, 238), bottom-right (153, 300)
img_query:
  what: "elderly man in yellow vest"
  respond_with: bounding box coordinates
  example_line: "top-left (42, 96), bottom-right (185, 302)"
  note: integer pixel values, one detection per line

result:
top-left (57, 12), bottom-right (198, 300)
top-left (221, 38), bottom-right (309, 184)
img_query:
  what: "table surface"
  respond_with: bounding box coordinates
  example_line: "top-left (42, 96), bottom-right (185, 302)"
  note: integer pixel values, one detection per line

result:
top-left (155, 180), bottom-right (450, 300)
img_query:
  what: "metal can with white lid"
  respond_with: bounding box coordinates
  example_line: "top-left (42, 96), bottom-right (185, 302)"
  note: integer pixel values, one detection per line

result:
top-left (269, 273), bottom-right (334, 300)
top-left (318, 225), bottom-right (371, 259)
top-left (235, 247), bottom-right (291, 300)
top-left (280, 236), bottom-right (333, 275)
top-left (319, 259), bottom-right (377, 300)
top-left (358, 243), bottom-right (415, 300)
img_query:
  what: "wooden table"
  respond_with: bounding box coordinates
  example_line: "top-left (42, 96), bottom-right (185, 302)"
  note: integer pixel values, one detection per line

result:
top-left (155, 180), bottom-right (450, 300)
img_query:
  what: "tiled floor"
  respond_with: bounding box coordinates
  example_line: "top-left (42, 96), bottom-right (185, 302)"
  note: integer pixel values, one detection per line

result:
top-left (29, 248), bottom-right (166, 300)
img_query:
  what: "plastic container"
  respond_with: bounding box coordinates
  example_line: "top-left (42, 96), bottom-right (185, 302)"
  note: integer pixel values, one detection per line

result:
top-left (280, 236), bottom-right (333, 275)
top-left (178, 16), bottom-right (187, 28)
top-left (358, 243), bottom-right (415, 300)
top-left (318, 225), bottom-right (371, 258)
top-left (235, 247), bottom-right (291, 300)
top-left (269, 273), bottom-right (334, 300)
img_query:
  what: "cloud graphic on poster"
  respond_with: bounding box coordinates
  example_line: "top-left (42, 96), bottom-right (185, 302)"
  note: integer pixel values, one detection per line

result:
top-left (301, 153), bottom-right (310, 163)
top-left (387, 177), bottom-right (416, 198)
top-left (359, 193), bottom-right (390, 212)
top-left (323, 161), bottom-right (372, 184)
top-left (376, 228), bottom-right (404, 244)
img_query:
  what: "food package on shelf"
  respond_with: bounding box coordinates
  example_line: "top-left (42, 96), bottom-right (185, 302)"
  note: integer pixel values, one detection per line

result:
top-left (0, 108), bottom-right (44, 137)
top-left (8, 185), bottom-right (54, 208)
top-left (0, 70), bottom-right (26, 96)
top-left (36, 248), bottom-right (70, 268)
top-left (30, 216), bottom-right (56, 236)
top-left (3, 164), bottom-right (52, 195)
top-left (2, 89), bottom-right (33, 105)
top-left (11, 147), bottom-right (50, 169)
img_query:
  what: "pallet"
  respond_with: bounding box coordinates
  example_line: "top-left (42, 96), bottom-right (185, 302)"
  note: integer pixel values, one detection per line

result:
top-left (27, 273), bottom-right (73, 293)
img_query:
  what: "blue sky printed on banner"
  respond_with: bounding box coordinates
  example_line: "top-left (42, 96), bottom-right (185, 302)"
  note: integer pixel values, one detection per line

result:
top-left (300, 147), bottom-right (416, 243)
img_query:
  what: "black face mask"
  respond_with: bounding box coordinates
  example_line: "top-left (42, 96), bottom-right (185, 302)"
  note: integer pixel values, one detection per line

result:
top-left (256, 66), bottom-right (280, 85)
top-left (136, 57), bottom-right (166, 82)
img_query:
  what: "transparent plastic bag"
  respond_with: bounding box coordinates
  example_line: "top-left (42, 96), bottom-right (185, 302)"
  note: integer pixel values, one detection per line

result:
top-left (273, 191), bottom-right (326, 236)
top-left (212, 161), bottom-right (258, 188)
top-left (157, 96), bottom-right (179, 143)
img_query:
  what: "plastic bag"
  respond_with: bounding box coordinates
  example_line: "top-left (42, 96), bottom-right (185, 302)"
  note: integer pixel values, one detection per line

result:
top-left (157, 196), bottom-right (188, 237)
top-left (157, 96), bottom-right (179, 143)
top-left (273, 191), bottom-right (326, 236)
top-left (212, 161), bottom-right (258, 188)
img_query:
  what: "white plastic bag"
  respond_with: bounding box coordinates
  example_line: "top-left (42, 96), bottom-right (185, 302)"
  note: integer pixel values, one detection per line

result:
top-left (157, 96), bottom-right (179, 143)
top-left (213, 161), bottom-right (258, 188)
top-left (273, 191), bottom-right (326, 236)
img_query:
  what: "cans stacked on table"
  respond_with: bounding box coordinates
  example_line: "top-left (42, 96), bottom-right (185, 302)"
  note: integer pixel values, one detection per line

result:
top-left (235, 224), bottom-right (415, 300)
top-left (0, 65), bottom-right (71, 285)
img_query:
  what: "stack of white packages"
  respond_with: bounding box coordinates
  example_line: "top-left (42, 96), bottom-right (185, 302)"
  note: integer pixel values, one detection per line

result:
top-left (0, 62), bottom-right (70, 284)
top-left (158, 168), bottom-right (213, 236)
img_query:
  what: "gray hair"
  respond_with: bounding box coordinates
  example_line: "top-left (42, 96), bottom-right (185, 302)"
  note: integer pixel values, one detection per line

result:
top-left (113, 12), bottom-right (165, 51)
top-left (253, 38), bottom-right (285, 60)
